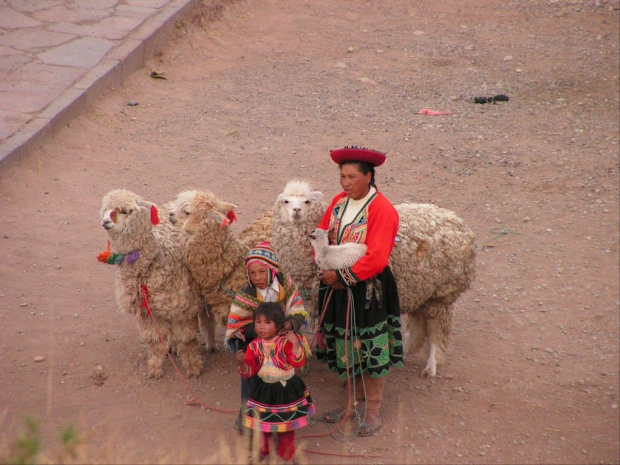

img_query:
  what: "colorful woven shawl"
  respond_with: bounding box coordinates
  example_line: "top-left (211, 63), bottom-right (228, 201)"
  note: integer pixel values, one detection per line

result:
top-left (225, 273), bottom-right (307, 343)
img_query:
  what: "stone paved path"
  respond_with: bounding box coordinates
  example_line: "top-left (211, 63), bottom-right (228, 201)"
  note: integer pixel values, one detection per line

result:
top-left (0, 0), bottom-right (202, 165)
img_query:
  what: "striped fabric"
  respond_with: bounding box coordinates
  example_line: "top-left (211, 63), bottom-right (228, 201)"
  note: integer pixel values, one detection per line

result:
top-left (244, 390), bottom-right (316, 433)
top-left (225, 273), bottom-right (308, 343)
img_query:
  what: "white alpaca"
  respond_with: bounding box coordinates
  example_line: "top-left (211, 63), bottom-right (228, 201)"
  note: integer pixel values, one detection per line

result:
top-left (99, 189), bottom-right (204, 379)
top-left (272, 181), bottom-right (476, 378)
top-left (272, 180), bottom-right (325, 316)
top-left (391, 203), bottom-right (475, 377)
top-left (307, 227), bottom-right (367, 270)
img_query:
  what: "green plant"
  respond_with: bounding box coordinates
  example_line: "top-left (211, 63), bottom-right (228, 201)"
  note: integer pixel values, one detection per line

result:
top-left (57, 424), bottom-right (80, 460)
top-left (7, 416), bottom-right (41, 465)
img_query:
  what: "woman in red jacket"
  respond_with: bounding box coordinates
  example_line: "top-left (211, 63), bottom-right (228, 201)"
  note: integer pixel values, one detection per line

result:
top-left (316, 146), bottom-right (403, 437)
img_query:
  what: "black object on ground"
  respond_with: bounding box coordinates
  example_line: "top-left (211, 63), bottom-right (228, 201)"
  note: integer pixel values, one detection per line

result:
top-left (474, 94), bottom-right (509, 104)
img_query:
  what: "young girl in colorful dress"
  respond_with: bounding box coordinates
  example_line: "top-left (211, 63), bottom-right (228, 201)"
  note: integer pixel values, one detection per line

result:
top-left (236, 302), bottom-right (314, 463)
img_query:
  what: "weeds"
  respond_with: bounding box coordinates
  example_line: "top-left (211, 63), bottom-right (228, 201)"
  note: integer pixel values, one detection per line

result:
top-left (0, 417), bottom-right (82, 465)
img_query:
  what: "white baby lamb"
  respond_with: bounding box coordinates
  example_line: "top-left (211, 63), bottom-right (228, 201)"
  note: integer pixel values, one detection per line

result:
top-left (307, 227), bottom-right (367, 270)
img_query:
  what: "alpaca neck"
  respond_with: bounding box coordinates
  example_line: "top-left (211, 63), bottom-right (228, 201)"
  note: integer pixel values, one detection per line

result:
top-left (184, 222), bottom-right (248, 295)
top-left (111, 231), bottom-right (158, 276)
top-left (217, 232), bottom-right (249, 295)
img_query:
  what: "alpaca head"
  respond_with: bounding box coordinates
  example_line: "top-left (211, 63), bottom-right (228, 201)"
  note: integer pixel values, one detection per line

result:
top-left (307, 227), bottom-right (330, 249)
top-left (168, 190), bottom-right (237, 233)
top-left (275, 180), bottom-right (323, 224)
top-left (100, 189), bottom-right (158, 251)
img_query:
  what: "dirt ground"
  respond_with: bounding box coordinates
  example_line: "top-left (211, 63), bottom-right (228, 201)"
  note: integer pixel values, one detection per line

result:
top-left (1, 0), bottom-right (619, 463)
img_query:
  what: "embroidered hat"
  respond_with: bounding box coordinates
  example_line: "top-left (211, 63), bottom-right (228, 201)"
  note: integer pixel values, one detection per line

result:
top-left (245, 242), bottom-right (279, 273)
top-left (330, 146), bottom-right (386, 167)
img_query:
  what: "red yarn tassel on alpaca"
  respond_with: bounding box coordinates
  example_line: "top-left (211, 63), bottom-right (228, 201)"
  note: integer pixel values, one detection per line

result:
top-left (220, 210), bottom-right (237, 229)
top-left (150, 205), bottom-right (159, 225)
top-left (226, 210), bottom-right (237, 224)
top-left (97, 241), bottom-right (112, 263)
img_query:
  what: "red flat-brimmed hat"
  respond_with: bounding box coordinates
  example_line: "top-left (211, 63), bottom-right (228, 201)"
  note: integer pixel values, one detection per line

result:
top-left (330, 146), bottom-right (386, 167)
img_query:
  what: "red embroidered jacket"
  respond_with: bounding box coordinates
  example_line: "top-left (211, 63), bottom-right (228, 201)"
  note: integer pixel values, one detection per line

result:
top-left (318, 190), bottom-right (399, 286)
top-left (239, 336), bottom-right (306, 378)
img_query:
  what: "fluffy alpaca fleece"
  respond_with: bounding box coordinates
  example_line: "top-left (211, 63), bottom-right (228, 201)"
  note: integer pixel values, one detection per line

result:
top-left (308, 227), bottom-right (367, 270)
top-left (391, 203), bottom-right (476, 377)
top-left (167, 190), bottom-right (250, 347)
top-left (239, 209), bottom-right (274, 248)
top-left (272, 180), bottom-right (325, 317)
top-left (99, 190), bottom-right (204, 379)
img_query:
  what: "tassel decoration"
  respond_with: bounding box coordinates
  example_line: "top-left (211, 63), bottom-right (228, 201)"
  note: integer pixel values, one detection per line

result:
top-left (226, 210), bottom-right (237, 224)
top-left (220, 209), bottom-right (237, 229)
top-left (150, 205), bottom-right (160, 225)
top-left (126, 250), bottom-right (140, 264)
top-left (97, 241), bottom-right (112, 263)
top-left (97, 240), bottom-right (139, 266)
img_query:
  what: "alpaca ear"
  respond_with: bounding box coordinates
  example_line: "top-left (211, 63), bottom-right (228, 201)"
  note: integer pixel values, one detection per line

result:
top-left (215, 201), bottom-right (237, 215)
top-left (137, 200), bottom-right (159, 225)
top-left (214, 201), bottom-right (237, 228)
top-left (310, 190), bottom-right (323, 201)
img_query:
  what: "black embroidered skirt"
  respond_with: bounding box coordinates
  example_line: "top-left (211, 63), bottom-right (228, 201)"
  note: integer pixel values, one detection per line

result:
top-left (315, 266), bottom-right (403, 378)
top-left (244, 375), bottom-right (315, 433)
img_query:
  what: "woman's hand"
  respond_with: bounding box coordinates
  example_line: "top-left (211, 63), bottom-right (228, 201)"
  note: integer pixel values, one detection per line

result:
top-left (319, 270), bottom-right (345, 290)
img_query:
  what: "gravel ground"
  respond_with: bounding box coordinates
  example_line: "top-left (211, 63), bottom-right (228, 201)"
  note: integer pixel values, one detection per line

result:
top-left (1, 0), bottom-right (618, 463)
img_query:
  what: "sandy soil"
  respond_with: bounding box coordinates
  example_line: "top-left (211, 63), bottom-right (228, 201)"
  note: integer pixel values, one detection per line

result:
top-left (1, 0), bottom-right (619, 463)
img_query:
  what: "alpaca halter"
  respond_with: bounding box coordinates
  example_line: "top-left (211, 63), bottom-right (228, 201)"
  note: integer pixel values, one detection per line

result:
top-left (97, 241), bottom-right (139, 265)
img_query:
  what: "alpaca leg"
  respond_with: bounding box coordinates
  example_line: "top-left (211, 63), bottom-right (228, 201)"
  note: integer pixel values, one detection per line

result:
top-left (198, 305), bottom-right (217, 353)
top-left (421, 343), bottom-right (438, 378)
top-left (166, 336), bottom-right (177, 355)
top-left (140, 319), bottom-right (169, 379)
top-left (174, 322), bottom-right (204, 378)
top-left (421, 303), bottom-right (453, 378)
top-left (404, 311), bottom-right (426, 356)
